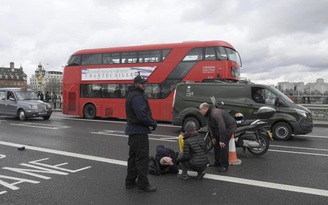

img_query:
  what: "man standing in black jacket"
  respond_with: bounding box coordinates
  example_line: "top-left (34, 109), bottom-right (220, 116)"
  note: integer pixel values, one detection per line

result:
top-left (125, 75), bottom-right (157, 193)
top-left (199, 102), bottom-right (237, 172)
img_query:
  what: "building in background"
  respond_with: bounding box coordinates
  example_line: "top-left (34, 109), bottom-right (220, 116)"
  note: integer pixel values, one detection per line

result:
top-left (278, 82), bottom-right (305, 95)
top-left (278, 79), bottom-right (328, 104)
top-left (0, 62), bottom-right (27, 88)
top-left (30, 63), bottom-right (62, 95)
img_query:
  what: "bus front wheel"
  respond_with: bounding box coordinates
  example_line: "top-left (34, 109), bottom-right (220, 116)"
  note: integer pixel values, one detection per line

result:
top-left (83, 104), bottom-right (96, 119)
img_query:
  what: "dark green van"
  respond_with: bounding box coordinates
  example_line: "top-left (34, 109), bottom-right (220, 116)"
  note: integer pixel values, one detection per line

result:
top-left (172, 82), bottom-right (313, 140)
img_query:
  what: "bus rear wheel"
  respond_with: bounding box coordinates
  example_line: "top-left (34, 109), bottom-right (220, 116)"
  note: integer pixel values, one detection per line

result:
top-left (83, 104), bottom-right (96, 119)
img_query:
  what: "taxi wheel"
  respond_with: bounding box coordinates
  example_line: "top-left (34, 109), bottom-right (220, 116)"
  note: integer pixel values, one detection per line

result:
top-left (43, 116), bottom-right (50, 120)
top-left (18, 109), bottom-right (27, 121)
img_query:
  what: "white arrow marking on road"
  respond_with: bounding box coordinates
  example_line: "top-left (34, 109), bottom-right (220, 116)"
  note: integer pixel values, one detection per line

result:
top-left (1, 140), bottom-right (328, 197)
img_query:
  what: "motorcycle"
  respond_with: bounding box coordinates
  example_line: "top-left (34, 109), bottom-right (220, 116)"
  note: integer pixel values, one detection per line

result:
top-left (202, 97), bottom-right (275, 156)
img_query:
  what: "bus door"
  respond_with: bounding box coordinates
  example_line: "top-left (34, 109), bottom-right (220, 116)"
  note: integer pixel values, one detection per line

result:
top-left (64, 83), bottom-right (78, 114)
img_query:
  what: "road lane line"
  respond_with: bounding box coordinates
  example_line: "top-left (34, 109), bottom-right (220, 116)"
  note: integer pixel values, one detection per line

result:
top-left (271, 145), bottom-right (328, 152)
top-left (50, 116), bottom-right (180, 128)
top-left (204, 174), bottom-right (328, 197)
top-left (1, 140), bottom-right (328, 197)
top-left (91, 132), bottom-right (177, 142)
top-left (297, 134), bottom-right (328, 139)
top-left (269, 149), bottom-right (328, 157)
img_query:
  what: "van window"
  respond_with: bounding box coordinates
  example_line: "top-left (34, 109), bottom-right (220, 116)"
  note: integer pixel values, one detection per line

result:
top-left (263, 89), bottom-right (277, 105)
top-left (252, 87), bottom-right (277, 105)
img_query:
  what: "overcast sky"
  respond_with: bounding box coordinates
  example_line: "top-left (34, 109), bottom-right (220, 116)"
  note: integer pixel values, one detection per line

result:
top-left (1, 0), bottom-right (327, 85)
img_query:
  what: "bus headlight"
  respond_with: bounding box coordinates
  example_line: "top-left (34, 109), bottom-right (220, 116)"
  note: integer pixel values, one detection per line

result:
top-left (231, 67), bottom-right (240, 77)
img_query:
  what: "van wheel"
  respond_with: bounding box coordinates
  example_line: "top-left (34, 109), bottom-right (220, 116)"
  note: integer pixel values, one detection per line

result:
top-left (183, 117), bottom-right (200, 132)
top-left (272, 122), bottom-right (292, 141)
top-left (18, 109), bottom-right (27, 121)
top-left (83, 104), bottom-right (96, 119)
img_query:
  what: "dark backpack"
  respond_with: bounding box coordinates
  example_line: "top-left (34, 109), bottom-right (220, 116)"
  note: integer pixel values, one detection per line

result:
top-left (148, 156), bottom-right (161, 176)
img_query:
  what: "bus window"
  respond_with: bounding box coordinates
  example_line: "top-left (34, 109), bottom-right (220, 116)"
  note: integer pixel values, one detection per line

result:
top-left (113, 85), bottom-right (122, 98)
top-left (226, 47), bottom-right (241, 64)
top-left (81, 84), bottom-right (102, 98)
top-left (103, 53), bottom-right (120, 64)
top-left (162, 49), bottom-right (171, 60)
top-left (144, 84), bottom-right (160, 98)
top-left (122, 52), bottom-right (137, 64)
top-left (183, 48), bottom-right (202, 61)
top-left (67, 55), bottom-right (81, 66)
top-left (139, 50), bottom-right (161, 63)
top-left (82, 54), bottom-right (102, 65)
top-left (216, 47), bottom-right (228, 60)
top-left (205, 47), bottom-right (216, 60)
top-left (152, 84), bottom-right (160, 98)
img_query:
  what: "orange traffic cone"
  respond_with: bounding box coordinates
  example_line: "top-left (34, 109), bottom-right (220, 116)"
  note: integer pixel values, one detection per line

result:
top-left (229, 134), bottom-right (242, 165)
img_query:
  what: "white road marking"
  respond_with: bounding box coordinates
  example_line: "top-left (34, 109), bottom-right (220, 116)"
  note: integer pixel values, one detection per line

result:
top-left (270, 145), bottom-right (328, 152)
top-left (297, 134), bottom-right (328, 139)
top-left (269, 149), bottom-right (328, 157)
top-left (10, 122), bottom-right (70, 130)
top-left (91, 132), bottom-right (177, 142)
top-left (1, 140), bottom-right (327, 197)
top-left (50, 116), bottom-right (180, 127)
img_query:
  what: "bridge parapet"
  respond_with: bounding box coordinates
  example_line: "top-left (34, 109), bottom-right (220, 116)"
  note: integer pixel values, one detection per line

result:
top-left (300, 104), bottom-right (328, 120)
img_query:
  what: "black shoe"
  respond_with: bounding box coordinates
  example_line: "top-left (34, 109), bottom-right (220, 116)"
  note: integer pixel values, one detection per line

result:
top-left (217, 166), bottom-right (228, 172)
top-left (196, 171), bottom-right (205, 180)
top-left (177, 173), bottom-right (189, 180)
top-left (138, 185), bottom-right (157, 193)
top-left (125, 182), bottom-right (137, 189)
top-left (209, 162), bottom-right (220, 167)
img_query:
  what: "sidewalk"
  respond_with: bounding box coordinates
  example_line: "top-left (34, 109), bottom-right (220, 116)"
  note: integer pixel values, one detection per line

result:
top-left (313, 120), bottom-right (328, 127)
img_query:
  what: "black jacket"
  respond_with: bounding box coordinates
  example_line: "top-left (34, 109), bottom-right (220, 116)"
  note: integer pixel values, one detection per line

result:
top-left (155, 145), bottom-right (179, 174)
top-left (206, 107), bottom-right (237, 142)
top-left (176, 132), bottom-right (209, 169)
top-left (125, 86), bottom-right (157, 135)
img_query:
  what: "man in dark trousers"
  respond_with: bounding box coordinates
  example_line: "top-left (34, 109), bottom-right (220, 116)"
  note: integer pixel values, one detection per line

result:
top-left (199, 102), bottom-right (237, 172)
top-left (125, 75), bottom-right (157, 193)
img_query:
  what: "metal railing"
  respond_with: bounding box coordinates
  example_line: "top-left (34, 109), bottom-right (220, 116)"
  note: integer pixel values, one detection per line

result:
top-left (301, 104), bottom-right (328, 120)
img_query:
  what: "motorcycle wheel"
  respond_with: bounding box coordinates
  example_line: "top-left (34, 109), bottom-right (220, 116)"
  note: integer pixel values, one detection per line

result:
top-left (203, 132), bottom-right (213, 154)
top-left (247, 134), bottom-right (269, 156)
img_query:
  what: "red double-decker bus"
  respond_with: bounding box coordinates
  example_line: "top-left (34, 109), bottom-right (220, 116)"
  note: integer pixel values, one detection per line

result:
top-left (62, 40), bottom-right (242, 121)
